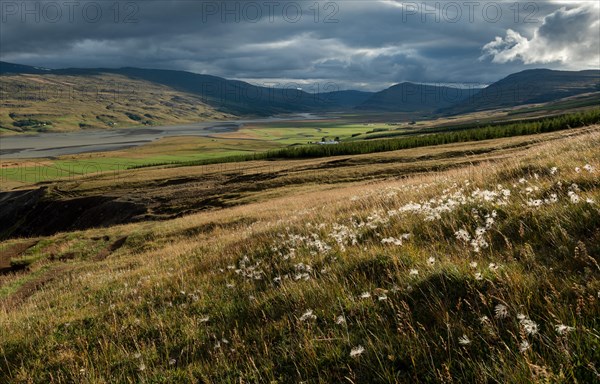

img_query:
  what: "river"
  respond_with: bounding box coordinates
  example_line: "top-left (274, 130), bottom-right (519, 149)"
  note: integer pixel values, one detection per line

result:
top-left (0, 114), bottom-right (325, 159)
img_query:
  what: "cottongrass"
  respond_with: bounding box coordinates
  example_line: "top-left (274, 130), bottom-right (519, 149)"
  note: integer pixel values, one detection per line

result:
top-left (554, 324), bottom-right (574, 335)
top-left (300, 310), bottom-right (317, 321)
top-left (1, 130), bottom-right (599, 383)
top-left (458, 335), bottom-right (471, 345)
top-left (350, 346), bottom-right (365, 358)
top-left (494, 304), bottom-right (509, 319)
top-left (518, 314), bottom-right (539, 336)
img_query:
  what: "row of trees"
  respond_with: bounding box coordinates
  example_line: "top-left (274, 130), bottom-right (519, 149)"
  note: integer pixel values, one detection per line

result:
top-left (258, 109), bottom-right (600, 160)
top-left (132, 109), bottom-right (600, 169)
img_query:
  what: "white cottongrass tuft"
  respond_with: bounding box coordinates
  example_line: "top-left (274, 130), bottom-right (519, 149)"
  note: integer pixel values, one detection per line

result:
top-left (568, 191), bottom-right (580, 204)
top-left (381, 234), bottom-right (411, 246)
top-left (494, 304), bottom-right (508, 319)
top-left (521, 319), bottom-right (538, 336)
top-left (458, 335), bottom-right (471, 345)
top-left (350, 345), bottom-right (365, 358)
top-left (455, 229), bottom-right (471, 242)
top-left (517, 314), bottom-right (538, 335)
top-left (300, 309), bottom-right (317, 321)
top-left (381, 237), bottom-right (402, 246)
top-left (555, 324), bottom-right (574, 335)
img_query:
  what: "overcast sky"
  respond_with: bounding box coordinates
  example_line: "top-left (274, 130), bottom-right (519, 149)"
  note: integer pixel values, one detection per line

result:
top-left (1, 0), bottom-right (598, 90)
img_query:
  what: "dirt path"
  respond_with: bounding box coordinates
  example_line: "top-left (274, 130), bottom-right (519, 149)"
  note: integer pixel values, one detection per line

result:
top-left (1, 265), bottom-right (69, 310)
top-left (0, 240), bottom-right (38, 273)
top-left (94, 236), bottom-right (128, 261)
top-left (1, 236), bottom-right (128, 310)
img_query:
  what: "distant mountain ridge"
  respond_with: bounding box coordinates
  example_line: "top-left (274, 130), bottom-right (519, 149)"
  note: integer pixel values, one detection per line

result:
top-left (356, 82), bottom-right (478, 112)
top-left (444, 69), bottom-right (600, 114)
top-left (0, 61), bottom-right (51, 74)
top-left (1, 61), bottom-right (599, 116)
top-left (0, 62), bottom-right (373, 116)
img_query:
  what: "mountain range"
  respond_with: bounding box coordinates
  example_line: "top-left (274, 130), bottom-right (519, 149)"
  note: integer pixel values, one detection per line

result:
top-left (445, 69), bottom-right (600, 114)
top-left (1, 61), bottom-right (598, 132)
top-left (356, 82), bottom-right (478, 113)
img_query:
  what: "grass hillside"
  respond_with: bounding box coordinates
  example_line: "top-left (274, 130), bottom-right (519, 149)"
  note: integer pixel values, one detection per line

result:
top-left (0, 73), bottom-right (232, 134)
top-left (447, 69), bottom-right (600, 115)
top-left (1, 126), bottom-right (599, 382)
top-left (355, 70), bottom-right (599, 115)
top-left (0, 62), bottom-right (375, 121)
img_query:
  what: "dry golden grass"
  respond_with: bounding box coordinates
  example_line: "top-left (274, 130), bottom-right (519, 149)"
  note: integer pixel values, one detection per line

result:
top-left (1, 127), bottom-right (599, 382)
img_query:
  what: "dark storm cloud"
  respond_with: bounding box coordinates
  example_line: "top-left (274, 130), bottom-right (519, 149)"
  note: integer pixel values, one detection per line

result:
top-left (1, 0), bottom-right (598, 90)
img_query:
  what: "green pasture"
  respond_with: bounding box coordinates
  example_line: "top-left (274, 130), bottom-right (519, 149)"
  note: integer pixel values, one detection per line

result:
top-left (1, 121), bottom-right (384, 185)
top-left (245, 121), bottom-right (398, 144)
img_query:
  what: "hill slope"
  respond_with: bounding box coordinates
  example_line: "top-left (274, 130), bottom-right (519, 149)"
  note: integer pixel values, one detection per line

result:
top-left (0, 62), bottom-right (374, 123)
top-left (0, 61), bottom-right (52, 74)
top-left (447, 69), bottom-right (600, 114)
top-left (319, 90), bottom-right (374, 108)
top-left (0, 72), bottom-right (233, 133)
top-left (0, 127), bottom-right (599, 382)
top-left (356, 82), bottom-right (475, 113)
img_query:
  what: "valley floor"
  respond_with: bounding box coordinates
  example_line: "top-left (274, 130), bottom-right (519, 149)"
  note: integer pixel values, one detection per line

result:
top-left (1, 127), bottom-right (599, 382)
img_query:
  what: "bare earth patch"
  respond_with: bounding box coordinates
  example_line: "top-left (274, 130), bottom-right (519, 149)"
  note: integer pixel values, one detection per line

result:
top-left (0, 240), bottom-right (38, 273)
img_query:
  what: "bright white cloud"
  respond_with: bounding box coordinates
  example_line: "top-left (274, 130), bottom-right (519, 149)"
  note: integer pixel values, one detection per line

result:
top-left (481, 4), bottom-right (600, 68)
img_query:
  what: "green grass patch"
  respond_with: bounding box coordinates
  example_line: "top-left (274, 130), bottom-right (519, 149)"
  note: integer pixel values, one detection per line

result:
top-left (136, 109), bottom-right (600, 169)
